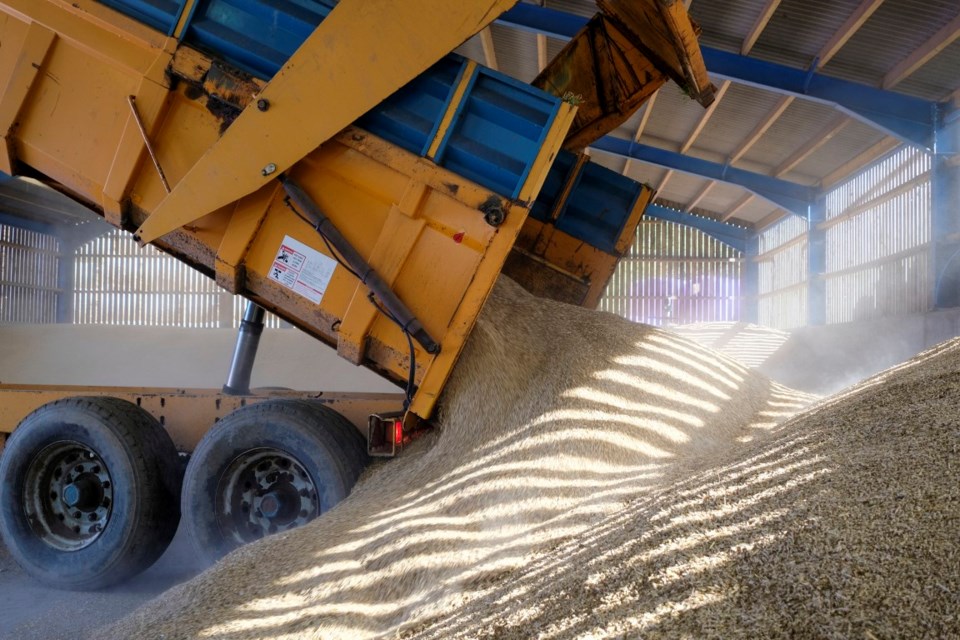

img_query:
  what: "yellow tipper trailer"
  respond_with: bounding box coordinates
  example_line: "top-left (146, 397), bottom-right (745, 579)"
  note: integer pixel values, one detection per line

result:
top-left (0, 0), bottom-right (714, 587)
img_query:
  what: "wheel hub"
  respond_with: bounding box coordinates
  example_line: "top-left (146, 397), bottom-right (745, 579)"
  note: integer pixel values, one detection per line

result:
top-left (62, 474), bottom-right (105, 511)
top-left (257, 488), bottom-right (297, 521)
top-left (216, 449), bottom-right (318, 545)
top-left (24, 441), bottom-right (114, 551)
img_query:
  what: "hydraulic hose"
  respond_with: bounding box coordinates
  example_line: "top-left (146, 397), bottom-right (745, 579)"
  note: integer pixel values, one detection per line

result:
top-left (280, 176), bottom-right (441, 355)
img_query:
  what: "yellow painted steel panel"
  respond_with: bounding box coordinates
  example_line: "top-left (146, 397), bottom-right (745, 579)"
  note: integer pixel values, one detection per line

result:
top-left (135, 0), bottom-right (520, 243)
top-left (535, 0), bottom-right (714, 150)
top-left (0, 385), bottom-right (404, 451)
top-left (505, 179), bottom-right (654, 308)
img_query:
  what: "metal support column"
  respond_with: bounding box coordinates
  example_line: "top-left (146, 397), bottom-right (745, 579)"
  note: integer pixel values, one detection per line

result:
top-left (55, 240), bottom-right (75, 323)
top-left (740, 233), bottom-right (759, 324)
top-left (931, 157), bottom-right (960, 308)
top-left (808, 198), bottom-right (827, 326)
top-left (223, 302), bottom-right (266, 395)
top-left (932, 104), bottom-right (960, 309)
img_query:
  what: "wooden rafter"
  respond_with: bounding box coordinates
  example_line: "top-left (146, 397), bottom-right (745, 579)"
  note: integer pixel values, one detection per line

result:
top-left (756, 208), bottom-right (788, 230)
top-left (656, 169), bottom-right (674, 195)
top-left (883, 11), bottom-right (960, 88)
top-left (537, 34), bottom-right (548, 71)
top-left (816, 0), bottom-right (886, 69)
top-left (774, 114), bottom-right (849, 178)
top-left (725, 1), bottom-right (882, 176)
top-left (946, 85), bottom-right (960, 107)
top-left (686, 181), bottom-right (715, 211)
top-left (721, 193), bottom-right (754, 222)
top-left (728, 95), bottom-right (794, 165)
top-left (820, 136), bottom-right (900, 189)
top-left (741, 0), bottom-right (782, 55)
top-left (480, 27), bottom-right (499, 70)
top-left (622, 91), bottom-right (660, 176)
top-left (665, 78), bottom-right (731, 215)
top-left (681, 80), bottom-right (731, 153)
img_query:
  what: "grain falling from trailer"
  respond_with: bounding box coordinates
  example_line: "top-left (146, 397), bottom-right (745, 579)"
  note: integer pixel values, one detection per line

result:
top-left (95, 277), bottom-right (811, 640)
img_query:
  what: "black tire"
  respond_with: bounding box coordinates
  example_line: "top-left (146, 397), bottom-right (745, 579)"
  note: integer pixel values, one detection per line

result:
top-left (0, 396), bottom-right (182, 590)
top-left (181, 400), bottom-right (367, 566)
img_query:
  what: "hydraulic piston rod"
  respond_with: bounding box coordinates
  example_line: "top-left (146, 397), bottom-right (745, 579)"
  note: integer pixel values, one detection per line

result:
top-left (223, 302), bottom-right (266, 395)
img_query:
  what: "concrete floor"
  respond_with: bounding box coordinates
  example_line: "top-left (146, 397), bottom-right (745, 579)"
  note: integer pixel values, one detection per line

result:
top-left (0, 525), bottom-right (202, 640)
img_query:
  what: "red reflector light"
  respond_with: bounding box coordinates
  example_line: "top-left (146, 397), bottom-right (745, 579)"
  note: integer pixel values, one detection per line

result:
top-left (394, 419), bottom-right (403, 445)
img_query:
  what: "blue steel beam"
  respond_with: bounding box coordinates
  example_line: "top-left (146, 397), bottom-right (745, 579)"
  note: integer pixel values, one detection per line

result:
top-left (497, 4), bottom-right (939, 149)
top-left (807, 197), bottom-right (827, 325)
top-left (644, 204), bottom-right (749, 253)
top-left (703, 49), bottom-right (935, 149)
top-left (592, 136), bottom-right (814, 216)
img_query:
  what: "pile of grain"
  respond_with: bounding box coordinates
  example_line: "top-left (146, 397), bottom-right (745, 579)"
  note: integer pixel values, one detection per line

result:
top-left (670, 321), bottom-right (790, 369)
top-left (96, 278), bottom-right (810, 639)
top-left (410, 338), bottom-right (960, 639)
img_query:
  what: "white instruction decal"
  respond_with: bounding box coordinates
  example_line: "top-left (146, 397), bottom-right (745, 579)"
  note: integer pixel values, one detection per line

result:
top-left (268, 235), bottom-right (337, 304)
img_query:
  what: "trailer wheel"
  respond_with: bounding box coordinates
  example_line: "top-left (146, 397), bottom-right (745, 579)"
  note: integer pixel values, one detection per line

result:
top-left (181, 400), bottom-right (367, 566)
top-left (0, 397), bottom-right (182, 590)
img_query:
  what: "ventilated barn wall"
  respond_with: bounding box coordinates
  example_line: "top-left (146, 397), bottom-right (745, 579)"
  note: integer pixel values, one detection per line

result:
top-left (73, 230), bottom-right (283, 328)
top-left (0, 223), bottom-right (60, 324)
top-left (759, 145), bottom-right (932, 329)
top-left (0, 229), bottom-right (392, 392)
top-left (599, 219), bottom-right (742, 326)
top-left (758, 216), bottom-right (808, 330)
top-left (823, 146), bottom-right (931, 323)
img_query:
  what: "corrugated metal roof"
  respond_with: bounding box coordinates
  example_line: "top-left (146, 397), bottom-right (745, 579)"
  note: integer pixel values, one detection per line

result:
top-left (820, 0), bottom-right (959, 93)
top-left (641, 84), bottom-right (712, 148)
top-left (687, 0), bottom-right (770, 54)
top-left (657, 171), bottom-right (710, 205)
top-left (788, 121), bottom-right (887, 184)
top-left (697, 181), bottom-right (745, 213)
top-left (488, 23), bottom-right (541, 82)
top-left (894, 39), bottom-right (960, 100)
top-left (740, 99), bottom-right (838, 171)
top-left (693, 84), bottom-right (785, 159)
top-left (541, 1), bottom-right (955, 228)
top-left (750, 0), bottom-right (864, 67)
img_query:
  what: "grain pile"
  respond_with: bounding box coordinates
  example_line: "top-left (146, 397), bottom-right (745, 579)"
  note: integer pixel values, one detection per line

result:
top-left (410, 337), bottom-right (960, 639)
top-left (670, 321), bottom-right (790, 369)
top-left (96, 278), bottom-right (810, 640)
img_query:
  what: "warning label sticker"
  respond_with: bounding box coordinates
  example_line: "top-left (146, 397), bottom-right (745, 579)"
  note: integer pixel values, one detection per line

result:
top-left (268, 235), bottom-right (337, 304)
